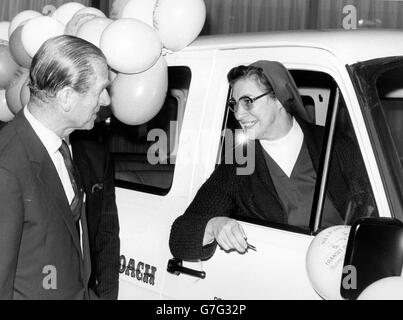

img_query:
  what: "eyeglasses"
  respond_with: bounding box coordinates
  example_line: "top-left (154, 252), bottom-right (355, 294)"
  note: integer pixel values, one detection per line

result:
top-left (227, 91), bottom-right (272, 113)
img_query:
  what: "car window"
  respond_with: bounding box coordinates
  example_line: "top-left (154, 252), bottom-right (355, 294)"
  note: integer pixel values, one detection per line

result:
top-left (219, 69), bottom-right (378, 233)
top-left (376, 65), bottom-right (403, 170)
top-left (349, 58), bottom-right (403, 222)
top-left (105, 66), bottom-right (191, 196)
top-left (318, 94), bottom-right (378, 229)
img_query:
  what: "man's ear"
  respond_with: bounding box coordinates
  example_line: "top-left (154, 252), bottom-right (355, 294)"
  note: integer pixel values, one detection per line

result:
top-left (57, 87), bottom-right (75, 112)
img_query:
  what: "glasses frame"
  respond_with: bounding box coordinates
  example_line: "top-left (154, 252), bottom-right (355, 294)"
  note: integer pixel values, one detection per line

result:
top-left (227, 91), bottom-right (272, 113)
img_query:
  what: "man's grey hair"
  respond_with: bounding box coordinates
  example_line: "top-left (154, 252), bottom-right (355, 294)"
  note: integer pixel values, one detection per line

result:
top-left (28, 35), bottom-right (107, 103)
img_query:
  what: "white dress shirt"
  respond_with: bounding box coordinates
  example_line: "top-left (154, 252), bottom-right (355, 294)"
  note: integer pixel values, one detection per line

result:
top-left (259, 117), bottom-right (304, 178)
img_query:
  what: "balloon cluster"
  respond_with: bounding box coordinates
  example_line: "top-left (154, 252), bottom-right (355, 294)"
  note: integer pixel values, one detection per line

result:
top-left (0, 0), bottom-right (207, 125)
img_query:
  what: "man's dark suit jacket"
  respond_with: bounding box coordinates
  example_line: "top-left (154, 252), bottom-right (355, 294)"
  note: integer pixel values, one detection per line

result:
top-left (0, 112), bottom-right (91, 299)
top-left (71, 127), bottom-right (120, 300)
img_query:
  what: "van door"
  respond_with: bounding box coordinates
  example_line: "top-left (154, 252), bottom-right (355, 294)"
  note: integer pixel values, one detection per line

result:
top-left (109, 57), bottom-right (218, 299)
top-left (161, 49), bottom-right (381, 299)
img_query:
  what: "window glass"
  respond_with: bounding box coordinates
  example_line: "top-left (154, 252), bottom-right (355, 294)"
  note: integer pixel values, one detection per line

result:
top-left (105, 66), bottom-right (191, 195)
top-left (320, 96), bottom-right (378, 228)
top-left (376, 66), bottom-right (403, 170)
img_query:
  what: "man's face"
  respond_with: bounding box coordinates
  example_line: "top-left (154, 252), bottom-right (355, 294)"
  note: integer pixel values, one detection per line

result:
top-left (71, 62), bottom-right (111, 130)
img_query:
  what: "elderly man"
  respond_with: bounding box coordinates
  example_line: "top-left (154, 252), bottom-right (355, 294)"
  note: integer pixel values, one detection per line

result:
top-left (0, 35), bottom-right (111, 299)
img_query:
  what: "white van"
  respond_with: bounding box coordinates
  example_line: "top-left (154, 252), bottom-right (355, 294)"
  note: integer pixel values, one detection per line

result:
top-left (104, 29), bottom-right (403, 299)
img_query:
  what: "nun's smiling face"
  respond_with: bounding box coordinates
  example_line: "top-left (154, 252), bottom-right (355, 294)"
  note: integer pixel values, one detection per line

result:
top-left (232, 77), bottom-right (283, 140)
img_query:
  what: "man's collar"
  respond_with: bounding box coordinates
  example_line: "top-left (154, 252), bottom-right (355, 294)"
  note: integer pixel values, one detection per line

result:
top-left (23, 106), bottom-right (62, 156)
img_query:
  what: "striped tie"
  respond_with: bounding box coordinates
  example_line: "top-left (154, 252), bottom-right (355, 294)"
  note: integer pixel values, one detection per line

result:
top-left (58, 140), bottom-right (83, 226)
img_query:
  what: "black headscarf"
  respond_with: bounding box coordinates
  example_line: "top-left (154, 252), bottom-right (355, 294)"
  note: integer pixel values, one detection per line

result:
top-left (249, 60), bottom-right (310, 123)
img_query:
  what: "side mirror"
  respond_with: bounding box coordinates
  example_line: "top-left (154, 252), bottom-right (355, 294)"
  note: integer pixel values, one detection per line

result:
top-left (341, 217), bottom-right (403, 299)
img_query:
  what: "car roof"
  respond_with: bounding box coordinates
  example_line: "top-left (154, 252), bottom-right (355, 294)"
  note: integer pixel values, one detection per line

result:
top-left (179, 29), bottom-right (403, 65)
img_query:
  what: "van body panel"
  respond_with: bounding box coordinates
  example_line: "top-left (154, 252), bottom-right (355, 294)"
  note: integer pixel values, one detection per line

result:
top-left (117, 31), bottom-right (401, 299)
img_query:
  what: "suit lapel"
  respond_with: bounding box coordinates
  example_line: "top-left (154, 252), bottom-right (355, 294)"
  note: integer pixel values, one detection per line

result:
top-left (14, 111), bottom-right (82, 254)
top-left (35, 158), bottom-right (82, 252)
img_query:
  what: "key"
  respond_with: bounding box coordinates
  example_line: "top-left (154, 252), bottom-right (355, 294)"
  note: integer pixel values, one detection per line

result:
top-left (246, 242), bottom-right (257, 251)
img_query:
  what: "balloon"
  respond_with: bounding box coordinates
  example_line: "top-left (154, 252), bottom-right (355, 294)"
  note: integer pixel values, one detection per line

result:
top-left (0, 21), bottom-right (10, 41)
top-left (52, 2), bottom-right (86, 25)
top-left (74, 7), bottom-right (106, 18)
top-left (64, 13), bottom-right (98, 36)
top-left (110, 56), bottom-right (168, 125)
top-left (109, 0), bottom-right (131, 19)
top-left (0, 42), bottom-right (19, 89)
top-left (5, 68), bottom-right (29, 114)
top-left (153, 0), bottom-right (206, 51)
top-left (76, 17), bottom-right (113, 48)
top-left (120, 0), bottom-right (157, 27)
top-left (100, 18), bottom-right (162, 74)
top-left (20, 75), bottom-right (30, 107)
top-left (42, 4), bottom-right (57, 17)
top-left (306, 225), bottom-right (351, 300)
top-left (9, 10), bottom-right (42, 38)
top-left (0, 89), bottom-right (14, 122)
top-left (9, 25), bottom-right (32, 69)
top-left (21, 16), bottom-right (64, 58)
top-left (358, 277), bottom-right (403, 300)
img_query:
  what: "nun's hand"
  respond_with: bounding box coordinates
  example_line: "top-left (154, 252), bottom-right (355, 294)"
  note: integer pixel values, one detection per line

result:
top-left (203, 217), bottom-right (248, 253)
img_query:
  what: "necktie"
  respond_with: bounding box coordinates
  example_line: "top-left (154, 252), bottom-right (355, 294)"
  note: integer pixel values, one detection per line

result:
top-left (58, 140), bottom-right (83, 225)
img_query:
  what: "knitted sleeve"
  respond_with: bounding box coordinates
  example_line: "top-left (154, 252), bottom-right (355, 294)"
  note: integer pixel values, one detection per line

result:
top-left (169, 164), bottom-right (236, 261)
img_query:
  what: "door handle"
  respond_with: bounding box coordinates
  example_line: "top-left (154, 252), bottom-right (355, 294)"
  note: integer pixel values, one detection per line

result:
top-left (167, 258), bottom-right (206, 279)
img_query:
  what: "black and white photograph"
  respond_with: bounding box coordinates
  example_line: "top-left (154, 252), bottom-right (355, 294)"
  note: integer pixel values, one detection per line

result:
top-left (1, 0), bottom-right (403, 308)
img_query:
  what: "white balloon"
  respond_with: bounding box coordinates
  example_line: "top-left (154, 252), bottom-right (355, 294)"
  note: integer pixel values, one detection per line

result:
top-left (121, 0), bottom-right (157, 27)
top-left (21, 16), bottom-right (65, 58)
top-left (306, 225), bottom-right (351, 300)
top-left (109, 0), bottom-right (131, 19)
top-left (65, 13), bottom-right (98, 36)
top-left (153, 0), bottom-right (206, 51)
top-left (76, 17), bottom-right (113, 48)
top-left (358, 277), bottom-right (403, 300)
top-left (9, 23), bottom-right (32, 69)
top-left (9, 10), bottom-right (42, 38)
top-left (110, 56), bottom-right (168, 125)
top-left (42, 5), bottom-right (57, 17)
top-left (20, 75), bottom-right (30, 107)
top-left (0, 22), bottom-right (10, 41)
top-left (100, 18), bottom-right (162, 74)
top-left (53, 2), bottom-right (86, 25)
top-left (0, 41), bottom-right (20, 89)
top-left (0, 89), bottom-right (14, 122)
top-left (5, 68), bottom-right (29, 114)
top-left (74, 7), bottom-right (106, 18)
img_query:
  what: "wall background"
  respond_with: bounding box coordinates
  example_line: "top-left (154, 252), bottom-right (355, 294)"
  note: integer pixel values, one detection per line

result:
top-left (1, 0), bottom-right (403, 34)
